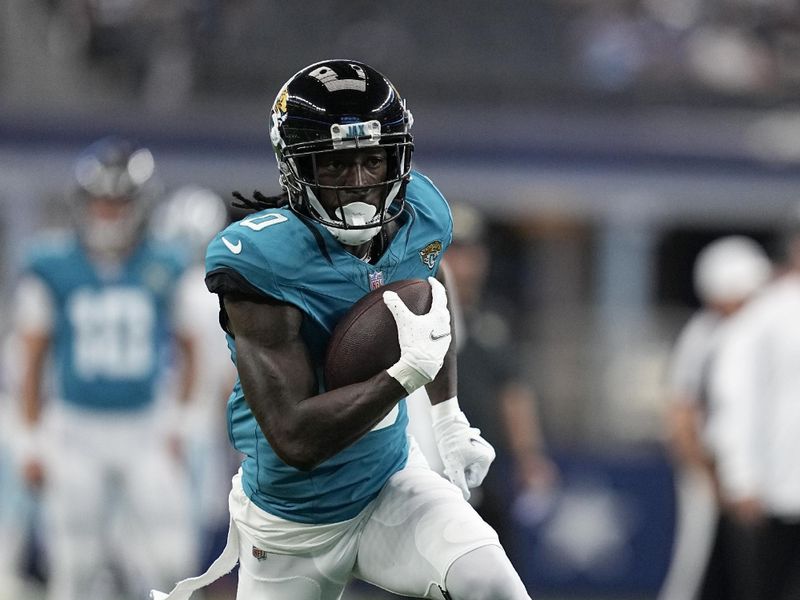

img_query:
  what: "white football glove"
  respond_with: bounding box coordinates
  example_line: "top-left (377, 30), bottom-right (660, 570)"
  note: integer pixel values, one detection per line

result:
top-left (384, 277), bottom-right (452, 394)
top-left (432, 397), bottom-right (496, 500)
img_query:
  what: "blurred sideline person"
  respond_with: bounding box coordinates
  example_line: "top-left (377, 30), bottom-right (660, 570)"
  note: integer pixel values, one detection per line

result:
top-left (151, 59), bottom-right (532, 600)
top-left (14, 136), bottom-right (198, 600)
top-left (709, 213), bottom-right (800, 600)
top-left (152, 185), bottom-right (239, 570)
top-left (0, 333), bottom-right (42, 600)
top-left (659, 236), bottom-right (771, 600)
top-left (407, 203), bottom-right (556, 555)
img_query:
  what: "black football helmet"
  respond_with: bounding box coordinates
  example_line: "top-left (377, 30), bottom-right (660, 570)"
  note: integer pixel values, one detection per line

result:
top-left (71, 135), bottom-right (159, 254)
top-left (269, 59), bottom-right (414, 245)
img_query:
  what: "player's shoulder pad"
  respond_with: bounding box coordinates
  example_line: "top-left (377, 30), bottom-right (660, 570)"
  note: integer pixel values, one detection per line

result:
top-left (405, 170), bottom-right (454, 246)
top-left (141, 236), bottom-right (191, 274)
top-left (205, 207), bottom-right (319, 301)
top-left (21, 230), bottom-right (79, 277)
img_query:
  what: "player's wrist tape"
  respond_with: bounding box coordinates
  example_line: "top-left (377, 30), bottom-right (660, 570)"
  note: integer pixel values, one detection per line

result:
top-left (15, 423), bottom-right (44, 461)
top-left (430, 396), bottom-right (461, 423)
top-left (387, 358), bottom-right (431, 394)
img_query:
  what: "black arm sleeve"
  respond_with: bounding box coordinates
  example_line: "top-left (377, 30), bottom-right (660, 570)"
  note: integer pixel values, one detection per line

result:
top-left (205, 267), bottom-right (283, 336)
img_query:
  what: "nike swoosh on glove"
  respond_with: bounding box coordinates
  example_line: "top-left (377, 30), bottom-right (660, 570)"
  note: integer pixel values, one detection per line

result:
top-left (433, 407), bottom-right (496, 500)
top-left (384, 276), bottom-right (452, 394)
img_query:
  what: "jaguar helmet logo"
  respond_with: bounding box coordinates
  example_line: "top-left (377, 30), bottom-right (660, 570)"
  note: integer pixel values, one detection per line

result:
top-left (275, 88), bottom-right (288, 114)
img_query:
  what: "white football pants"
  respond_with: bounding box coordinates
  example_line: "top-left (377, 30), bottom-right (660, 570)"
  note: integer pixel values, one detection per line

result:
top-left (43, 403), bottom-right (196, 600)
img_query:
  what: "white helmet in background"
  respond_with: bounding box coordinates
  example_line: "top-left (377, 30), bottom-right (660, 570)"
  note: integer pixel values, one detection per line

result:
top-left (693, 236), bottom-right (772, 305)
top-left (152, 185), bottom-right (229, 258)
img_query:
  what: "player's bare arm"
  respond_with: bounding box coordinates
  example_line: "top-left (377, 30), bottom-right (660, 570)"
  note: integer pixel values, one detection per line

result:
top-left (224, 293), bottom-right (408, 471)
top-left (173, 331), bottom-right (198, 405)
top-left (425, 265), bottom-right (457, 405)
top-left (18, 331), bottom-right (50, 487)
top-left (152, 59), bottom-right (532, 600)
top-left (20, 331), bottom-right (50, 426)
top-left (422, 263), bottom-right (497, 500)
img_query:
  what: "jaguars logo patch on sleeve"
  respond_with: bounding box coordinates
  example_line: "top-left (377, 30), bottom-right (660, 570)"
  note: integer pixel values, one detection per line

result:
top-left (419, 240), bottom-right (442, 269)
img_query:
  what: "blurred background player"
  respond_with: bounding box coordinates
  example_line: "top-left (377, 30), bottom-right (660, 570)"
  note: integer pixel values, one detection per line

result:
top-left (152, 184), bottom-right (239, 575)
top-left (13, 136), bottom-right (198, 600)
top-left (0, 331), bottom-right (40, 600)
top-left (407, 202), bottom-right (557, 564)
top-left (708, 210), bottom-right (800, 600)
top-left (659, 236), bottom-right (771, 600)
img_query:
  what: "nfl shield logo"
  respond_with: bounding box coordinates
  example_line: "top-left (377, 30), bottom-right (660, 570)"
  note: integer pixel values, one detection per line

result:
top-left (252, 546), bottom-right (268, 561)
top-left (368, 271), bottom-right (385, 290)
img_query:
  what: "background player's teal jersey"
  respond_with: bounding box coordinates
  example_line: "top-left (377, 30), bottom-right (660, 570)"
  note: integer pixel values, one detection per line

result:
top-left (23, 234), bottom-right (188, 411)
top-left (205, 171), bottom-right (453, 524)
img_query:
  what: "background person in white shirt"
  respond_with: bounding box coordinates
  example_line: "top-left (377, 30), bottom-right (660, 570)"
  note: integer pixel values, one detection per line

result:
top-left (709, 215), bottom-right (800, 600)
top-left (152, 185), bottom-right (239, 572)
top-left (659, 235), bottom-right (771, 600)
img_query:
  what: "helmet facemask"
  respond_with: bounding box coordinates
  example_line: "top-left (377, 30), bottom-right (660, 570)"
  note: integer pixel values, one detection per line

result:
top-left (273, 116), bottom-right (413, 246)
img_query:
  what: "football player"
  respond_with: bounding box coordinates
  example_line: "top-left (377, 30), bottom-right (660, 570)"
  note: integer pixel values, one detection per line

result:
top-left (152, 60), bottom-right (532, 600)
top-left (152, 185), bottom-right (239, 566)
top-left (15, 136), bottom-right (198, 600)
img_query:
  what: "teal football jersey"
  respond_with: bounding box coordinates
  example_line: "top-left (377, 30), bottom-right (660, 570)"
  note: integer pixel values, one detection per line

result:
top-left (205, 171), bottom-right (453, 523)
top-left (23, 235), bottom-right (188, 411)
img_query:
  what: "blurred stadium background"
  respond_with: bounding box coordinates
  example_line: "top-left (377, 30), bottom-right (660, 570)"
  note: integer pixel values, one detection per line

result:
top-left (2, 0), bottom-right (800, 599)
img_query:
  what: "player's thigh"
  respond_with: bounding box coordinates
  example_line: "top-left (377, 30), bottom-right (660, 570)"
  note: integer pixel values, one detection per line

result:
top-left (127, 442), bottom-right (191, 524)
top-left (45, 440), bottom-right (105, 534)
top-left (353, 465), bottom-right (499, 599)
top-left (119, 446), bottom-right (198, 590)
top-left (235, 526), bottom-right (352, 600)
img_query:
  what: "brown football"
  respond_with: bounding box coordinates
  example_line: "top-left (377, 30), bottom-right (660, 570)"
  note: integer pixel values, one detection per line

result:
top-left (324, 279), bottom-right (433, 390)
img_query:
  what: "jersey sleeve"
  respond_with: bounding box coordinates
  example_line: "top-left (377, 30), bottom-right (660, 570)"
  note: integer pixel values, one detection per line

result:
top-left (408, 171), bottom-right (454, 251)
top-left (17, 236), bottom-right (70, 310)
top-left (14, 274), bottom-right (55, 334)
top-left (204, 227), bottom-right (285, 302)
top-left (21, 239), bottom-right (60, 283)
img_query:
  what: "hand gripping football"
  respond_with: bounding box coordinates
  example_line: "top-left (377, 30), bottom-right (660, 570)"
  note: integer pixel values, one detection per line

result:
top-left (324, 279), bottom-right (433, 390)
